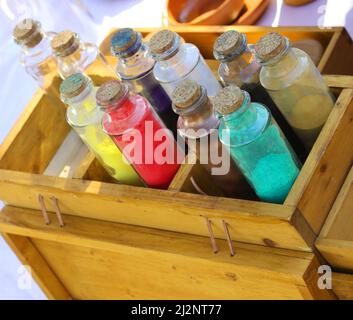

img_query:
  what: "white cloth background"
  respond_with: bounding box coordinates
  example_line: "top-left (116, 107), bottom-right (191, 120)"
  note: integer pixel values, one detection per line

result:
top-left (0, 0), bottom-right (352, 299)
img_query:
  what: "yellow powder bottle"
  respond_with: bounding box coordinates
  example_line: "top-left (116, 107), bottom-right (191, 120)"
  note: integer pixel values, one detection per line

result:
top-left (60, 72), bottom-right (143, 186)
top-left (254, 32), bottom-right (334, 150)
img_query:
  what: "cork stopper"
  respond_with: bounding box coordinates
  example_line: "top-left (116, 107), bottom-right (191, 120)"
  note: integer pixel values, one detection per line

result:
top-left (171, 80), bottom-right (202, 109)
top-left (254, 32), bottom-right (286, 61)
top-left (213, 85), bottom-right (244, 115)
top-left (60, 73), bottom-right (89, 99)
top-left (13, 18), bottom-right (43, 47)
top-left (149, 30), bottom-right (176, 54)
top-left (51, 30), bottom-right (78, 56)
top-left (214, 30), bottom-right (242, 56)
top-left (111, 28), bottom-right (139, 57)
top-left (96, 80), bottom-right (126, 107)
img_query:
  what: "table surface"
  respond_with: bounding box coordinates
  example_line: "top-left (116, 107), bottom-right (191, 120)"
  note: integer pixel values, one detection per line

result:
top-left (0, 0), bottom-right (352, 300)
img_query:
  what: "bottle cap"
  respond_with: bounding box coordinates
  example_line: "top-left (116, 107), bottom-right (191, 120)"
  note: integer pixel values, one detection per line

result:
top-left (13, 18), bottom-right (43, 47)
top-left (111, 28), bottom-right (142, 58)
top-left (171, 80), bottom-right (202, 109)
top-left (96, 80), bottom-right (128, 107)
top-left (149, 29), bottom-right (176, 55)
top-left (214, 30), bottom-right (243, 57)
top-left (213, 85), bottom-right (244, 115)
top-left (51, 30), bottom-right (79, 56)
top-left (60, 73), bottom-right (90, 99)
top-left (254, 32), bottom-right (286, 61)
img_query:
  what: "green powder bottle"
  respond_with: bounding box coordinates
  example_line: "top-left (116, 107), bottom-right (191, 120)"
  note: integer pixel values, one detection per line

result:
top-left (214, 85), bottom-right (301, 203)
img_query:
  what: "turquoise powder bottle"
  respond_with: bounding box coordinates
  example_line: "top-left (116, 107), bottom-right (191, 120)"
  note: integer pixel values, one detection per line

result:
top-left (213, 85), bottom-right (301, 203)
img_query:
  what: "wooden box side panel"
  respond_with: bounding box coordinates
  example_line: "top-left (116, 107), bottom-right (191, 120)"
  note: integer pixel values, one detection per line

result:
top-left (30, 239), bottom-right (308, 300)
top-left (1, 233), bottom-right (71, 300)
top-left (319, 165), bottom-right (353, 242)
top-left (0, 205), bottom-right (334, 300)
top-left (0, 90), bottom-right (69, 173)
top-left (315, 164), bottom-right (353, 270)
top-left (0, 211), bottom-right (317, 300)
top-left (286, 88), bottom-right (353, 236)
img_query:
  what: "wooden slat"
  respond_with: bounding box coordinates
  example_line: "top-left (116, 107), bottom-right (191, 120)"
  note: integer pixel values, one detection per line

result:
top-left (0, 206), bottom-right (310, 266)
top-left (0, 169), bottom-right (309, 251)
top-left (319, 28), bottom-right (353, 76)
top-left (286, 89), bottom-right (353, 235)
top-left (316, 238), bottom-right (353, 271)
top-left (1, 233), bottom-right (71, 300)
top-left (324, 75), bottom-right (353, 89)
top-left (333, 273), bottom-right (353, 300)
top-left (318, 30), bottom-right (342, 73)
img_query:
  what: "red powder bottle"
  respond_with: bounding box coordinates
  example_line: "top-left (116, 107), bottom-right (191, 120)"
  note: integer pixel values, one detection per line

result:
top-left (97, 80), bottom-right (183, 189)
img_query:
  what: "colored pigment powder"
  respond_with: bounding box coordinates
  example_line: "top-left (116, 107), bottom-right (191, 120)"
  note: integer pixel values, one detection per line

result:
top-left (229, 123), bottom-right (300, 203)
top-left (102, 92), bottom-right (182, 189)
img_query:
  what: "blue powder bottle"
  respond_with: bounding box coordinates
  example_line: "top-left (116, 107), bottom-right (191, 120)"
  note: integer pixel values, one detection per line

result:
top-left (110, 28), bottom-right (178, 136)
top-left (214, 85), bottom-right (301, 203)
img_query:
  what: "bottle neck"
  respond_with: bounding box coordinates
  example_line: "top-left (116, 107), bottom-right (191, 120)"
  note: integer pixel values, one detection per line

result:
top-left (260, 47), bottom-right (301, 85)
top-left (21, 31), bottom-right (51, 55)
top-left (158, 47), bottom-right (181, 69)
top-left (224, 50), bottom-right (251, 71)
top-left (220, 48), bottom-right (261, 87)
top-left (152, 34), bottom-right (182, 66)
top-left (174, 87), bottom-right (219, 132)
top-left (117, 44), bottom-right (155, 78)
top-left (101, 92), bottom-right (148, 136)
top-left (63, 83), bottom-right (96, 112)
top-left (220, 92), bottom-right (255, 129)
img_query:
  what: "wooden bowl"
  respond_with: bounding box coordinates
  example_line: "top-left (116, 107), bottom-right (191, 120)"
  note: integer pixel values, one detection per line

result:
top-left (236, 0), bottom-right (270, 25)
top-left (284, 0), bottom-right (315, 6)
top-left (167, 0), bottom-right (270, 26)
top-left (167, 0), bottom-right (245, 25)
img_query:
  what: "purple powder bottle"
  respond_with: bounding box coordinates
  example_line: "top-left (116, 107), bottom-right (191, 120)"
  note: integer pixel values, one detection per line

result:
top-left (111, 28), bottom-right (178, 136)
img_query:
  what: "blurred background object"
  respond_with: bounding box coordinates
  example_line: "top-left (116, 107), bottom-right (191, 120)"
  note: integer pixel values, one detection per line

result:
top-left (0, 0), bottom-right (98, 41)
top-left (167, 0), bottom-right (271, 25)
top-left (167, 0), bottom-right (245, 25)
top-left (284, 0), bottom-right (315, 6)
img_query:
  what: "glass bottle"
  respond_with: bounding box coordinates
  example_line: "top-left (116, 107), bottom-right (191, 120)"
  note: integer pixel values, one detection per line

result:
top-left (214, 85), bottom-right (301, 204)
top-left (149, 29), bottom-right (222, 98)
top-left (171, 80), bottom-right (255, 198)
top-left (213, 30), bottom-right (307, 161)
top-left (12, 18), bottom-right (60, 100)
top-left (51, 30), bottom-right (116, 80)
top-left (60, 73), bottom-right (142, 186)
top-left (111, 28), bottom-right (178, 135)
top-left (254, 32), bottom-right (335, 150)
top-left (98, 80), bottom-right (183, 189)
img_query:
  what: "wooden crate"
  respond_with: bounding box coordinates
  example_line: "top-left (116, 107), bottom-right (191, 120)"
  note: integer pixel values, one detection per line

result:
top-left (0, 26), bottom-right (353, 299)
top-left (316, 162), bottom-right (353, 272)
top-left (1, 27), bottom-right (353, 250)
